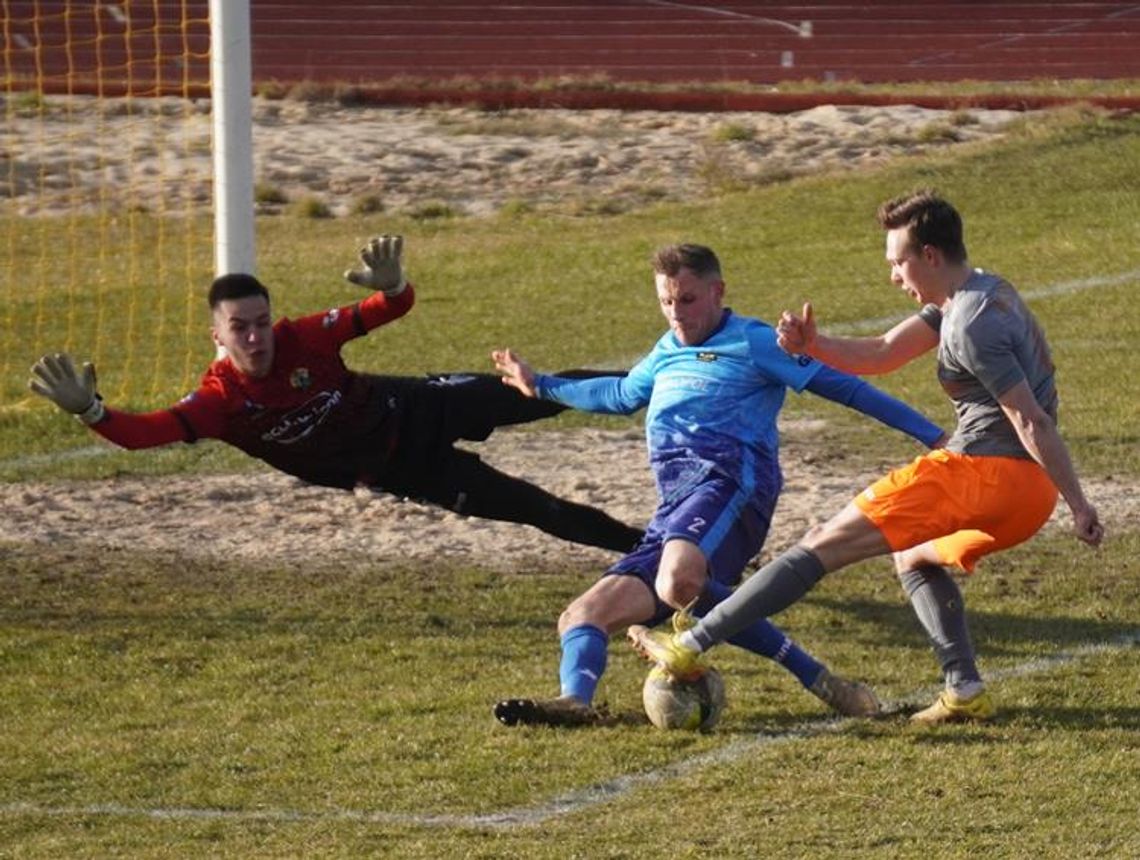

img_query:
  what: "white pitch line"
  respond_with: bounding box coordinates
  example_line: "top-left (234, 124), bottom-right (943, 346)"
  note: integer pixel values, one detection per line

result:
top-left (0, 444), bottom-right (113, 468)
top-left (829, 268), bottom-right (1140, 335)
top-left (0, 629), bottom-right (1135, 830)
top-left (602, 266), bottom-right (1140, 367)
top-left (3, 266), bottom-right (1136, 474)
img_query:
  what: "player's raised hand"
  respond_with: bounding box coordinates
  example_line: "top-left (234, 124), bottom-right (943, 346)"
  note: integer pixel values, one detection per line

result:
top-left (29, 352), bottom-right (106, 424)
top-left (344, 234), bottom-right (406, 295)
top-left (492, 348), bottom-right (538, 398)
top-left (776, 301), bottom-right (817, 356)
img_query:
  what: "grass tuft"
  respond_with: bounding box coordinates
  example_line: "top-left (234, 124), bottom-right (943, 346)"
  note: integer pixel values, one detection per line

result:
top-left (289, 195), bottom-right (333, 219)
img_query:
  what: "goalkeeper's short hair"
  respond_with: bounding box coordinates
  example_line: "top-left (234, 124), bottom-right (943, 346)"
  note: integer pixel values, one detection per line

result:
top-left (208, 273), bottom-right (270, 309)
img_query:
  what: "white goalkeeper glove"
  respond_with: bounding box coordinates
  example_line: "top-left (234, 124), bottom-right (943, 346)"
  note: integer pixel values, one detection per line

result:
top-left (29, 352), bottom-right (106, 425)
top-left (343, 234), bottom-right (407, 296)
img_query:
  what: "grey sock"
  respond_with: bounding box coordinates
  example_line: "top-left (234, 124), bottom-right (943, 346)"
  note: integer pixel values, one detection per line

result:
top-left (899, 565), bottom-right (981, 687)
top-left (692, 546), bottom-right (826, 651)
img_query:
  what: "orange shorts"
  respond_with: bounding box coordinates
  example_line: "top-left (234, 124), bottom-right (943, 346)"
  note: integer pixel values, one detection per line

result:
top-left (853, 449), bottom-right (1058, 573)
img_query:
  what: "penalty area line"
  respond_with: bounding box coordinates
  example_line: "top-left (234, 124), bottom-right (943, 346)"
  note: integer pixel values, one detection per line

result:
top-left (830, 267), bottom-right (1140, 335)
top-left (3, 266), bottom-right (1136, 474)
top-left (0, 630), bottom-right (1135, 831)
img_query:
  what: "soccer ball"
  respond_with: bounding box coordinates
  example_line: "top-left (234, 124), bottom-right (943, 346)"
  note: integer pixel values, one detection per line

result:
top-left (642, 664), bottom-right (726, 731)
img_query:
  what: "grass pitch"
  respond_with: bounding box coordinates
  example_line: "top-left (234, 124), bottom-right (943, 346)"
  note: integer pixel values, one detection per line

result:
top-left (1, 534), bottom-right (1136, 857)
top-left (1, 108), bottom-right (1138, 857)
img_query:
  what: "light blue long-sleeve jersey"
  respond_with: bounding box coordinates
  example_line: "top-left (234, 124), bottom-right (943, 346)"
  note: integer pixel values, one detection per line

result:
top-left (535, 310), bottom-right (820, 505)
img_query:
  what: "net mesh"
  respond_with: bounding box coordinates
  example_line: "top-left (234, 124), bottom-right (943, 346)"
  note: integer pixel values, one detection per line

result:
top-left (3, 0), bottom-right (215, 411)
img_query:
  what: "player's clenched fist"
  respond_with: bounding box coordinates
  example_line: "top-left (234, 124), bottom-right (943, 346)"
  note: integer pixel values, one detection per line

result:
top-left (776, 302), bottom-right (816, 356)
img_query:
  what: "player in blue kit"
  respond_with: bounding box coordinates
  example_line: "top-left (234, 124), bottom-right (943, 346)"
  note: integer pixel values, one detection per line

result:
top-left (490, 242), bottom-right (947, 727)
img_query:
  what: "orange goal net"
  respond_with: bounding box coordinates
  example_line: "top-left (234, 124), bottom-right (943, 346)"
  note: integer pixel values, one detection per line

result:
top-left (3, 1), bottom-right (217, 410)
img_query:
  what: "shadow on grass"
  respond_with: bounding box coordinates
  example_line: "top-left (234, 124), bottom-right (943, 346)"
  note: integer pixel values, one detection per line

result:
top-left (803, 595), bottom-right (1138, 660)
top-left (994, 705), bottom-right (1140, 731)
top-left (854, 703), bottom-right (1140, 739)
top-left (719, 696), bottom-right (1140, 739)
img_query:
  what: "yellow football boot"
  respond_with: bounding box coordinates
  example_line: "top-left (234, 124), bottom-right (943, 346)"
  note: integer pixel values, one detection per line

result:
top-left (627, 624), bottom-right (706, 682)
top-left (911, 688), bottom-right (996, 724)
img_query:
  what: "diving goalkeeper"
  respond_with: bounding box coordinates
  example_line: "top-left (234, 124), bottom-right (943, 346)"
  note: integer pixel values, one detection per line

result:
top-left (28, 235), bottom-right (642, 553)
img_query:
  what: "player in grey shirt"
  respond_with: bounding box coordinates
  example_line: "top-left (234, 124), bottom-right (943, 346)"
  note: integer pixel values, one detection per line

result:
top-left (629, 190), bottom-right (1103, 723)
top-left (927, 270), bottom-right (1059, 458)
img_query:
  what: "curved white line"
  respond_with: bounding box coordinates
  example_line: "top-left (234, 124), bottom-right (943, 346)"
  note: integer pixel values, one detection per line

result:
top-left (0, 630), bottom-right (1134, 830)
top-left (3, 268), bottom-right (1136, 472)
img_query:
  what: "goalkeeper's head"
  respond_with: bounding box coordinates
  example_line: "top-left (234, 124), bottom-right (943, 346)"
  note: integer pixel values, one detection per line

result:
top-left (208, 273), bottom-right (270, 309)
top-left (209, 273), bottom-right (275, 378)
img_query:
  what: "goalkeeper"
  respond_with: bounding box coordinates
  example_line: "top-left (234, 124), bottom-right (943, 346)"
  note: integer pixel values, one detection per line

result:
top-left (28, 235), bottom-right (641, 553)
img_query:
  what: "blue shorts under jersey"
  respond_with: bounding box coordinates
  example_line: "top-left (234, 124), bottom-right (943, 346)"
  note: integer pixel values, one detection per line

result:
top-left (607, 471), bottom-right (775, 615)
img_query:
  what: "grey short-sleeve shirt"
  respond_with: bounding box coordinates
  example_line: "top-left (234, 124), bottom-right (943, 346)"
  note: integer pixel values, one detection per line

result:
top-left (919, 270), bottom-right (1057, 459)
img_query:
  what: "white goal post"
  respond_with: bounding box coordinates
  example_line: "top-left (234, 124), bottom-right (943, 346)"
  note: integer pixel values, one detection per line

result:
top-left (208, 0), bottom-right (256, 280)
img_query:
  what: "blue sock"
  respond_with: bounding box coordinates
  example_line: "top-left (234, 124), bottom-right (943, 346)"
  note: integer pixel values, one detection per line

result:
top-left (697, 580), bottom-right (823, 688)
top-left (559, 624), bottom-right (608, 704)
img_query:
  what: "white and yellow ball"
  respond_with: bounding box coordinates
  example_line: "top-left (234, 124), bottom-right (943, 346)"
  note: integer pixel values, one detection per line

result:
top-left (642, 664), bottom-right (726, 731)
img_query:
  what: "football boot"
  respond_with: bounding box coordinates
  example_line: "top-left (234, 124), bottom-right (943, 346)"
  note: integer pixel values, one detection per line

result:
top-left (808, 668), bottom-right (882, 717)
top-left (493, 695), bottom-right (611, 728)
top-left (911, 688), bottom-right (996, 724)
top-left (626, 624), bottom-right (706, 682)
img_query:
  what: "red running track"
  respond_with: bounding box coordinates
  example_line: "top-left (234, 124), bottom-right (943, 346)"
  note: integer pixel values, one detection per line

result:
top-left (6, 1), bottom-right (1140, 109)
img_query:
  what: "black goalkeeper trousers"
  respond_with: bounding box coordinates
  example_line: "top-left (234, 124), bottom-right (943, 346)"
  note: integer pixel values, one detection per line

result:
top-left (378, 371), bottom-right (643, 553)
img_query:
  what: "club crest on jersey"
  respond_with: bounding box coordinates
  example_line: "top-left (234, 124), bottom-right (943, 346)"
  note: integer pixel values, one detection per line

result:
top-left (696, 352), bottom-right (718, 362)
top-left (290, 367), bottom-right (312, 390)
top-left (322, 308), bottom-right (341, 328)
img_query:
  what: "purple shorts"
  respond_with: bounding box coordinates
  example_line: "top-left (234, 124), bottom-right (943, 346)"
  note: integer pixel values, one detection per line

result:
top-left (607, 472), bottom-right (773, 594)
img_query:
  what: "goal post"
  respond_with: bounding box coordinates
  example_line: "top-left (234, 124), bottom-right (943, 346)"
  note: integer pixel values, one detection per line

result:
top-left (208, 0), bottom-right (255, 279)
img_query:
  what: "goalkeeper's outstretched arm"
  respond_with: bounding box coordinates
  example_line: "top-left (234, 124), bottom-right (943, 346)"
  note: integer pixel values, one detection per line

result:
top-left (29, 352), bottom-right (202, 449)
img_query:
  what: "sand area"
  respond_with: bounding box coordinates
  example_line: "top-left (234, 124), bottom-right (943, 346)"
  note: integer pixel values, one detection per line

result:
top-left (4, 97), bottom-right (1125, 572)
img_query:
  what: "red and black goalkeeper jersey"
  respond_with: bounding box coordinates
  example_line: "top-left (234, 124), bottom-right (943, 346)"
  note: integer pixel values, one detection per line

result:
top-left (91, 287), bottom-right (416, 489)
